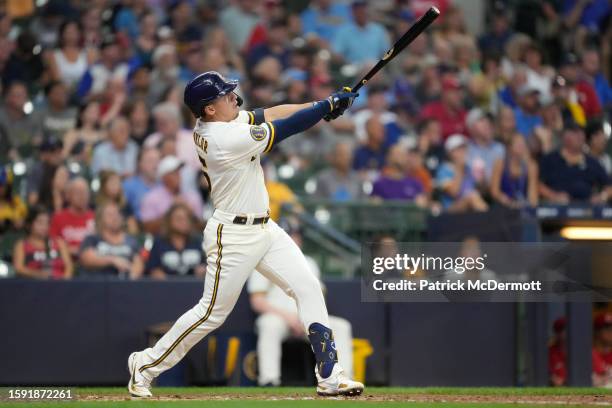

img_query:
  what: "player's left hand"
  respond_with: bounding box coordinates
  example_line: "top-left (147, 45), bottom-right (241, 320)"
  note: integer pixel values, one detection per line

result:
top-left (324, 87), bottom-right (359, 121)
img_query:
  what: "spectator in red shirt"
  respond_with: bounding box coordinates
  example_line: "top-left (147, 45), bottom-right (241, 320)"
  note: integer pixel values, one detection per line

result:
top-left (421, 75), bottom-right (467, 140)
top-left (593, 312), bottom-right (612, 387)
top-left (559, 53), bottom-right (602, 120)
top-left (13, 206), bottom-right (73, 280)
top-left (548, 317), bottom-right (566, 386)
top-left (50, 177), bottom-right (95, 258)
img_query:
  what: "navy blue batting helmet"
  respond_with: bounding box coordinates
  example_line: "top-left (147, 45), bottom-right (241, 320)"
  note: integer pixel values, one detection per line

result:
top-left (183, 71), bottom-right (240, 118)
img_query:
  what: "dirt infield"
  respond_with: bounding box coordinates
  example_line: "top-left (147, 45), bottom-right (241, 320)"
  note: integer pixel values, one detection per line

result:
top-left (78, 392), bottom-right (612, 406)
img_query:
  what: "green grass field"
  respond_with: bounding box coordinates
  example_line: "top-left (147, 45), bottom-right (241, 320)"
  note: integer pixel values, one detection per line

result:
top-left (1, 387), bottom-right (612, 408)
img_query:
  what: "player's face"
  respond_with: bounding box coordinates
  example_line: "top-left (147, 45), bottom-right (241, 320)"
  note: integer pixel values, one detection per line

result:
top-left (208, 93), bottom-right (239, 121)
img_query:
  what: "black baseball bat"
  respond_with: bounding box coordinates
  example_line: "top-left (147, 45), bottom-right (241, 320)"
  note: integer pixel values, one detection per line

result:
top-left (351, 6), bottom-right (441, 93)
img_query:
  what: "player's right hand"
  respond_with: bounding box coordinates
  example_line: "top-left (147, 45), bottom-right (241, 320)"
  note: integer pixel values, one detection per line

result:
top-left (324, 87), bottom-right (359, 121)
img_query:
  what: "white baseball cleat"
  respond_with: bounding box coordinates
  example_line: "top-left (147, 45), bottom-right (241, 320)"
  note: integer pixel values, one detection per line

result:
top-left (316, 364), bottom-right (364, 397)
top-left (127, 352), bottom-right (153, 398)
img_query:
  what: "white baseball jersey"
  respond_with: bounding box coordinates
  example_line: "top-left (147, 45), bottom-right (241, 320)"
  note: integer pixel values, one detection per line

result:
top-left (192, 110), bottom-right (276, 214)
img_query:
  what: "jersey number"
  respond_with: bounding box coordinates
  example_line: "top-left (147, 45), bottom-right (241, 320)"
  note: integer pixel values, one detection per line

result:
top-left (199, 156), bottom-right (212, 192)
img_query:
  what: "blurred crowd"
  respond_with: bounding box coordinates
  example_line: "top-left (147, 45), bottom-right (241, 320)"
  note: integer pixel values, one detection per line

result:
top-left (0, 0), bottom-right (611, 279)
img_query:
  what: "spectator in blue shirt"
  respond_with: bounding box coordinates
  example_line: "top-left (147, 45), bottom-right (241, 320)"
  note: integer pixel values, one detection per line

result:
top-left (91, 116), bottom-right (139, 177)
top-left (562, 0), bottom-right (611, 31)
top-left (466, 108), bottom-right (505, 186)
top-left (123, 146), bottom-right (160, 221)
top-left (332, 1), bottom-right (390, 66)
top-left (247, 17), bottom-right (291, 70)
top-left (539, 124), bottom-right (612, 204)
top-left (478, 8), bottom-right (513, 55)
top-left (513, 84), bottom-right (543, 138)
top-left (300, 0), bottom-right (352, 44)
top-left (145, 203), bottom-right (206, 279)
top-left (353, 115), bottom-right (387, 173)
top-left (436, 134), bottom-right (488, 213)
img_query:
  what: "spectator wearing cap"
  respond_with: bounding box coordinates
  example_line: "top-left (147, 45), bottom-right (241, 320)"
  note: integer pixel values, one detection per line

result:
top-left (315, 142), bottom-right (364, 201)
top-left (76, 34), bottom-right (130, 101)
top-left (0, 166), bottom-right (27, 233)
top-left (466, 108), bottom-right (505, 186)
top-left (0, 81), bottom-right (42, 158)
top-left (47, 20), bottom-right (97, 91)
top-left (34, 81), bottom-right (77, 139)
top-left (140, 155), bottom-right (203, 234)
top-left (592, 312), bottom-right (612, 387)
top-left (559, 52), bottom-right (602, 120)
top-left (50, 177), bottom-right (95, 258)
top-left (300, 0), bottom-right (352, 45)
top-left (548, 317), bottom-right (566, 387)
top-left (123, 147), bottom-right (160, 221)
top-left (353, 115), bottom-right (387, 174)
top-left (371, 145), bottom-right (427, 206)
top-left (144, 203), bottom-right (206, 279)
top-left (332, 1), bottom-right (390, 66)
top-left (13, 206), bottom-right (73, 280)
top-left (586, 121), bottom-right (611, 175)
top-left (78, 201), bottom-right (144, 279)
top-left (247, 17), bottom-right (291, 70)
top-left (539, 124), bottom-right (612, 204)
top-left (421, 75), bottom-right (468, 140)
top-left (490, 133), bottom-right (538, 208)
top-left (513, 83), bottom-right (543, 138)
top-left (91, 116), bottom-right (139, 177)
top-left (581, 49), bottom-right (612, 112)
top-left (26, 135), bottom-right (68, 212)
top-left (436, 134), bottom-right (488, 212)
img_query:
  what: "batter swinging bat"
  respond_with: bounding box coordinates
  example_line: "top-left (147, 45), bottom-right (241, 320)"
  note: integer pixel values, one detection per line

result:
top-left (351, 6), bottom-right (441, 93)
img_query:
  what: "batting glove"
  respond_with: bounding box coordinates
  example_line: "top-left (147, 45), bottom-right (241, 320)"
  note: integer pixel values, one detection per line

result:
top-left (324, 87), bottom-right (359, 121)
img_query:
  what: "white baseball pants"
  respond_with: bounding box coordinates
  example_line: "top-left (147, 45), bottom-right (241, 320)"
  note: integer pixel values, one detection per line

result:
top-left (256, 313), bottom-right (353, 385)
top-left (136, 210), bottom-right (330, 380)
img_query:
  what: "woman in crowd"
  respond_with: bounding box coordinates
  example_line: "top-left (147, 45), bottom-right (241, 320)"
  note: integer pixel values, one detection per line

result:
top-left (145, 203), bottom-right (205, 280)
top-left (13, 206), bottom-right (73, 279)
top-left (79, 201), bottom-right (143, 279)
top-left (124, 99), bottom-right (152, 146)
top-left (95, 170), bottom-right (138, 234)
top-left (47, 20), bottom-right (96, 91)
top-left (62, 101), bottom-right (105, 161)
top-left (490, 133), bottom-right (539, 208)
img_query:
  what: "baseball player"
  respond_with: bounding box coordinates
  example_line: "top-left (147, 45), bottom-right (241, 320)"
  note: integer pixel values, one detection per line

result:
top-left (128, 71), bottom-right (362, 397)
